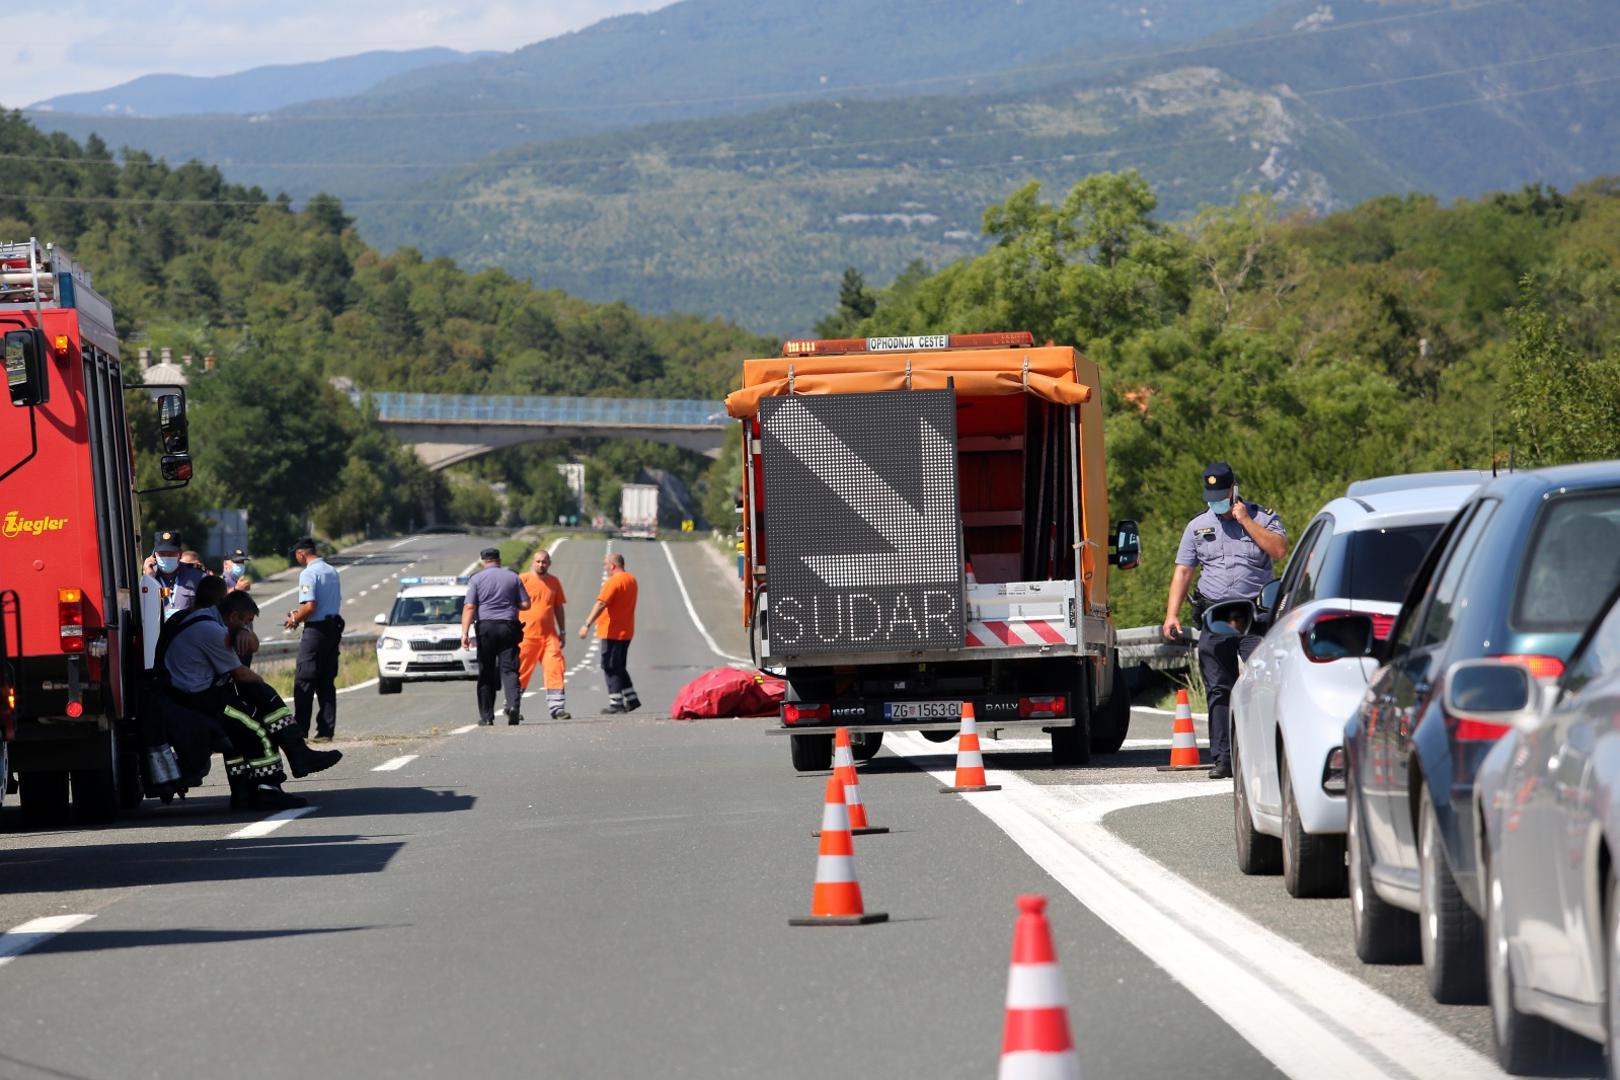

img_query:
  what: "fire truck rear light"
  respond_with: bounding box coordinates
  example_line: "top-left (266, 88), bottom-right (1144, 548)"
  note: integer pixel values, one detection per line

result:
top-left (58, 587), bottom-right (85, 653)
top-left (783, 703), bottom-right (829, 725)
top-left (1498, 654), bottom-right (1565, 680)
top-left (52, 334), bottom-right (69, 355)
top-left (781, 331), bottom-right (1035, 357)
top-left (64, 701), bottom-right (83, 718)
top-left (1019, 695), bottom-right (1066, 718)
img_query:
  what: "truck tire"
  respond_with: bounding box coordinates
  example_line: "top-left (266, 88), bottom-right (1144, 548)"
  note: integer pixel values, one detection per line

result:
top-left (921, 729), bottom-right (955, 744)
top-left (70, 729), bottom-right (123, 824)
top-left (790, 733), bottom-right (833, 772)
top-left (117, 736), bottom-right (143, 811)
top-left (19, 770), bottom-right (70, 829)
top-left (1051, 665), bottom-right (1093, 766)
top-left (378, 677), bottom-right (403, 695)
top-left (1090, 654), bottom-right (1131, 754)
top-left (852, 732), bottom-right (883, 761)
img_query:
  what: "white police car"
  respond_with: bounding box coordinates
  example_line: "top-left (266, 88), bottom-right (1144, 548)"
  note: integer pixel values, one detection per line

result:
top-left (373, 577), bottom-right (478, 695)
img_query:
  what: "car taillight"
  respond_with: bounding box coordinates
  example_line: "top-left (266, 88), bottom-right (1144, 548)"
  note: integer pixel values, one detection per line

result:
top-left (783, 703), bottom-right (829, 725)
top-left (1019, 695), bottom-right (1066, 718)
top-left (1498, 654), bottom-right (1565, 680)
top-left (1370, 614), bottom-right (1396, 640)
top-left (58, 588), bottom-right (85, 653)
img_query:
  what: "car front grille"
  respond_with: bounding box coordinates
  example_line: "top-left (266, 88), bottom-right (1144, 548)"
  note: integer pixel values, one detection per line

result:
top-left (409, 638), bottom-right (462, 652)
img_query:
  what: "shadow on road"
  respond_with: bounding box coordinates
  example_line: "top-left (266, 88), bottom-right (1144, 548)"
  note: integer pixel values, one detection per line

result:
top-left (0, 784), bottom-right (476, 834)
top-left (0, 834), bottom-right (404, 895)
top-left (26, 924), bottom-right (385, 956)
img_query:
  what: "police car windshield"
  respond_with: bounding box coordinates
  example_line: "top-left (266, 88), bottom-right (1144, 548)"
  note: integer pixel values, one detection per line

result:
top-left (389, 595), bottom-right (464, 625)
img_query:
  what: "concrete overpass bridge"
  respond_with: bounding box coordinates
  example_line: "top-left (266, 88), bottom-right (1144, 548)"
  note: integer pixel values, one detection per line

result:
top-left (369, 392), bottom-right (734, 470)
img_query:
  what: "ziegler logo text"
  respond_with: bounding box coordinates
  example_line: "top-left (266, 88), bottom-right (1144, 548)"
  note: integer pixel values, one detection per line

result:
top-left (2, 511), bottom-right (68, 538)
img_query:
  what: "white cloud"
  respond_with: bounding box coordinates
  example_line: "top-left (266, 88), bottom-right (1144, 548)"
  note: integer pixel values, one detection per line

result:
top-left (8, 1), bottom-right (668, 104)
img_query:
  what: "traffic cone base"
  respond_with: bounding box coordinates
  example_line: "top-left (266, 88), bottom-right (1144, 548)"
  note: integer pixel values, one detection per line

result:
top-left (813, 825), bottom-right (891, 836)
top-left (1156, 688), bottom-right (1210, 772)
top-left (941, 782), bottom-right (1004, 793)
top-left (788, 912), bottom-right (890, 926)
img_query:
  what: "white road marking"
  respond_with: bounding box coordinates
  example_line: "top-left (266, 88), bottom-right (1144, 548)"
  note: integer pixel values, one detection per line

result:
top-left (658, 541), bottom-right (748, 665)
top-left (1134, 705), bottom-right (1211, 721)
top-left (373, 754), bottom-right (419, 772)
top-left (0, 914), bottom-right (96, 968)
top-left (337, 678), bottom-right (379, 695)
top-left (459, 559), bottom-right (481, 577)
top-left (885, 733), bottom-right (1506, 1080)
top-left (227, 807), bottom-right (315, 839)
top-left (388, 535), bottom-right (423, 549)
top-left (450, 723), bottom-right (479, 734)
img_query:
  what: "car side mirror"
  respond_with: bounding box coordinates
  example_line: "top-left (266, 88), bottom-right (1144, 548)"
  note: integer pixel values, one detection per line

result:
top-left (1108, 519), bottom-right (1140, 570)
top-left (1445, 658), bottom-right (1538, 730)
top-left (373, 613), bottom-right (388, 626)
top-left (1301, 612), bottom-right (1377, 663)
top-left (5, 327), bottom-right (50, 407)
top-left (1256, 578), bottom-right (1281, 614)
top-left (1202, 599), bottom-right (1256, 638)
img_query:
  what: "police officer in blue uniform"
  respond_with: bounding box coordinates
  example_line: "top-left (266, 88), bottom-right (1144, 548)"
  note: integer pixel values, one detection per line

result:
top-left (145, 529), bottom-right (208, 620)
top-left (285, 537), bottom-right (344, 741)
top-left (1163, 463), bottom-right (1287, 780)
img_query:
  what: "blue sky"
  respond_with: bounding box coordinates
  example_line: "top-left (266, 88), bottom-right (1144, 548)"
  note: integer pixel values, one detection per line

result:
top-left (15, 1), bottom-right (668, 101)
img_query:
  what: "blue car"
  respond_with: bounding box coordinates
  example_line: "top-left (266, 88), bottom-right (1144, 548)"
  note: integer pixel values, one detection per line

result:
top-left (1341, 462), bottom-right (1620, 1003)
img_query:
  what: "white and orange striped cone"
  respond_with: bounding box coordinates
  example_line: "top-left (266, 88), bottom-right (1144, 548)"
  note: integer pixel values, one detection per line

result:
top-left (999, 894), bottom-right (1081, 1080)
top-left (940, 702), bottom-right (1002, 793)
top-left (812, 728), bottom-right (889, 837)
top-left (1155, 689), bottom-right (1209, 772)
top-left (789, 774), bottom-right (888, 926)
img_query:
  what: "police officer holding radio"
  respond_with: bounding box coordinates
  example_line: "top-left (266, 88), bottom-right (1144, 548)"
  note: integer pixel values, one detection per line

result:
top-left (1162, 463), bottom-right (1287, 780)
top-left (285, 537), bottom-right (343, 742)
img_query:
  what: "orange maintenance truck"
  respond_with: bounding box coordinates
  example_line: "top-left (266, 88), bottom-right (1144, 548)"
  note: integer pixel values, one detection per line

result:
top-left (726, 332), bottom-right (1139, 772)
top-left (1, 238), bottom-right (193, 824)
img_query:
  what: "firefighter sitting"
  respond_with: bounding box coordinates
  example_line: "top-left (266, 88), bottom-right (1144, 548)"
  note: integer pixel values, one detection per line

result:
top-left (159, 590), bottom-right (343, 810)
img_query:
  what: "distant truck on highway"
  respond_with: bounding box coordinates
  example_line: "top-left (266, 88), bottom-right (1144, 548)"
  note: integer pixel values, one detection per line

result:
top-left (726, 332), bottom-right (1140, 771)
top-left (619, 483), bottom-right (659, 540)
top-left (0, 238), bottom-right (195, 824)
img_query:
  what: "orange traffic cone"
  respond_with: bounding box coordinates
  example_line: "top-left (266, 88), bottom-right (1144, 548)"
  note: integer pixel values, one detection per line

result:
top-left (813, 728), bottom-right (889, 837)
top-left (940, 702), bottom-right (1002, 793)
top-left (789, 774), bottom-right (888, 926)
top-left (1156, 689), bottom-right (1208, 772)
top-left (999, 894), bottom-right (1080, 1080)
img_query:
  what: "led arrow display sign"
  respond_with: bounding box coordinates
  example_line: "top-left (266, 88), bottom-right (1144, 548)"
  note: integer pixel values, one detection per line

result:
top-left (759, 390), bottom-right (964, 655)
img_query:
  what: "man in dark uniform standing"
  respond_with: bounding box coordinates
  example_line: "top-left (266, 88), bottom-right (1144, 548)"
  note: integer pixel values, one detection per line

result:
top-left (144, 529), bottom-right (208, 620)
top-left (461, 547), bottom-right (530, 726)
top-left (285, 537), bottom-right (343, 741)
top-left (1162, 463), bottom-right (1287, 780)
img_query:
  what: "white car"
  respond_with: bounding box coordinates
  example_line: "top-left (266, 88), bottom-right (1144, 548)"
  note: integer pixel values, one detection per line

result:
top-left (373, 577), bottom-right (478, 695)
top-left (1231, 478), bottom-right (1478, 897)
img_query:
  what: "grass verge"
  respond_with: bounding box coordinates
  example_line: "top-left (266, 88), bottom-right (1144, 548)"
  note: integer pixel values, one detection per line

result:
top-left (259, 643), bottom-right (379, 699)
top-left (1153, 662), bottom-right (1209, 713)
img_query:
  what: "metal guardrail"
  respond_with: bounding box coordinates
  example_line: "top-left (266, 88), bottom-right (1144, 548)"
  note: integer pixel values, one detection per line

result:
top-left (1117, 624), bottom-right (1197, 671)
top-left (256, 631), bottom-right (380, 663)
top-left (369, 392), bottom-right (730, 428)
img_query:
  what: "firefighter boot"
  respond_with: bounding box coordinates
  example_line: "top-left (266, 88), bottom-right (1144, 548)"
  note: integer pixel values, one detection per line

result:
top-left (279, 733), bottom-right (344, 779)
top-left (248, 783), bottom-right (308, 811)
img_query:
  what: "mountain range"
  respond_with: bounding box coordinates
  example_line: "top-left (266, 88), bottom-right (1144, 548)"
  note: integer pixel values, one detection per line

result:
top-left (17, 0), bottom-right (1620, 333)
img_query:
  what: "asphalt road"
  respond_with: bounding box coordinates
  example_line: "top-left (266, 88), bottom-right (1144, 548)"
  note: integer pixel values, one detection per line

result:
top-left (0, 535), bottom-right (1599, 1078)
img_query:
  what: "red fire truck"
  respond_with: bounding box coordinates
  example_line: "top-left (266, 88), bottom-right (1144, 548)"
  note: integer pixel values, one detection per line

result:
top-left (1, 238), bottom-right (192, 825)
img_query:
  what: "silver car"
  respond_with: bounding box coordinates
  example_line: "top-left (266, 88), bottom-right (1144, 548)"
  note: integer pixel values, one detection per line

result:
top-left (1473, 581), bottom-right (1620, 1073)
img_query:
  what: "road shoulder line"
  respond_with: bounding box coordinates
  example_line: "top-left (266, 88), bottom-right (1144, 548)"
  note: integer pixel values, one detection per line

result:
top-left (227, 807), bottom-right (316, 839)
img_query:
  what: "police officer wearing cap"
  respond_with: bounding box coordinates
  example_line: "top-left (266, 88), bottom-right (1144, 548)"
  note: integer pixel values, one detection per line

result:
top-left (1163, 463), bottom-right (1287, 780)
top-left (145, 529), bottom-right (208, 620)
top-left (285, 537), bottom-right (343, 741)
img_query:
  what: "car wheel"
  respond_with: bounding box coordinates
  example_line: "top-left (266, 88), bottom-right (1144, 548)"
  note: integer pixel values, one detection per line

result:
top-left (851, 732), bottom-right (883, 761)
top-left (377, 677), bottom-right (403, 696)
top-left (1419, 787), bottom-right (1486, 1003)
top-left (1348, 784), bottom-right (1420, 963)
top-left (1486, 843), bottom-right (1582, 1072)
top-left (1234, 731), bottom-right (1282, 875)
top-left (789, 733), bottom-right (833, 772)
top-left (1281, 753), bottom-right (1347, 898)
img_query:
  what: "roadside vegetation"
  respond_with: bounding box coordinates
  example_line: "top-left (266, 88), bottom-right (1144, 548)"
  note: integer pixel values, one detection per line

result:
top-left (260, 643), bottom-right (378, 699)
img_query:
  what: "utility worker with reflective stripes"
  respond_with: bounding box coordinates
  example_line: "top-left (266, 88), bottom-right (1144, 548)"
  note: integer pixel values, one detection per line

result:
top-left (1163, 462), bottom-right (1287, 780)
top-left (518, 548), bottom-right (570, 720)
top-left (162, 591), bottom-right (342, 810)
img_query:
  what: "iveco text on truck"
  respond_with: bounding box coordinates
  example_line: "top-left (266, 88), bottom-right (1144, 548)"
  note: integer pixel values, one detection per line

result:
top-left (726, 332), bottom-right (1140, 771)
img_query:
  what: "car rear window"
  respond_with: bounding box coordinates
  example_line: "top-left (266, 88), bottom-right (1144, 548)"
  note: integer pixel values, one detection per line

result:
top-left (1514, 492), bottom-right (1620, 632)
top-left (1344, 525), bottom-right (1443, 603)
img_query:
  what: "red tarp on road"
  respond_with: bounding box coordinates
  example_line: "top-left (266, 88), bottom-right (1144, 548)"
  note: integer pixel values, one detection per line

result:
top-left (670, 667), bottom-right (786, 720)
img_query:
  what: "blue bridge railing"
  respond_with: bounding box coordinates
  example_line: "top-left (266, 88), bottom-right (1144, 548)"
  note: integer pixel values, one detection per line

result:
top-left (368, 392), bottom-right (731, 428)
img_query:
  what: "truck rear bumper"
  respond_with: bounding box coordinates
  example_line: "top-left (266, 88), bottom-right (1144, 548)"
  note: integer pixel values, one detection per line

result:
top-left (768, 717), bottom-right (1075, 736)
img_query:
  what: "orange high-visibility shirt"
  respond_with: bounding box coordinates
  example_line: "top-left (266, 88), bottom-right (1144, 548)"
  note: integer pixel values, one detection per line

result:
top-left (594, 571), bottom-right (638, 641)
top-left (519, 571), bottom-right (567, 638)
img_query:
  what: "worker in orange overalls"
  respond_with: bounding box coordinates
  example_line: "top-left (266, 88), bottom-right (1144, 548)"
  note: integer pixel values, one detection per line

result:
top-left (518, 547), bottom-right (570, 719)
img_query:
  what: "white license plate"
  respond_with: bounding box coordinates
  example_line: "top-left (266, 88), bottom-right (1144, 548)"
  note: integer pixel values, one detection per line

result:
top-left (885, 701), bottom-right (960, 720)
top-left (418, 653), bottom-right (452, 663)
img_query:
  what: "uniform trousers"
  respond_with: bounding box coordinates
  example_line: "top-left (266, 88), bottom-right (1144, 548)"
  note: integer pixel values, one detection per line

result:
top-left (1198, 629), bottom-right (1262, 767)
top-left (294, 617), bottom-right (343, 739)
top-left (475, 619), bottom-right (524, 722)
top-left (518, 632), bottom-right (567, 716)
top-left (169, 681), bottom-right (296, 787)
top-left (599, 638), bottom-right (640, 711)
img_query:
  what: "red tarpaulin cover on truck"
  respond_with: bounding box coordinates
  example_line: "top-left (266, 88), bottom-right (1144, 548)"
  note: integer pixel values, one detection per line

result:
top-left (670, 668), bottom-right (787, 720)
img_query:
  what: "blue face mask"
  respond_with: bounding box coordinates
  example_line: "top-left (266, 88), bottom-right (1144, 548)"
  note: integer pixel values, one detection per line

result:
top-left (155, 555), bottom-right (179, 573)
top-left (1209, 498), bottom-right (1233, 515)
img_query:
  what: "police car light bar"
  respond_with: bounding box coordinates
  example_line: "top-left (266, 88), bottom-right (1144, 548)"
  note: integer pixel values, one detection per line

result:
top-left (781, 332), bottom-right (1034, 357)
top-left (399, 575), bottom-right (465, 586)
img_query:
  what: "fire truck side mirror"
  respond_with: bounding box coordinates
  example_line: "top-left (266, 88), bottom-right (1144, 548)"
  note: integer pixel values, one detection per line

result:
top-left (159, 454), bottom-right (193, 484)
top-left (156, 392), bottom-right (189, 454)
top-left (1108, 519), bottom-right (1141, 570)
top-left (5, 327), bottom-right (50, 407)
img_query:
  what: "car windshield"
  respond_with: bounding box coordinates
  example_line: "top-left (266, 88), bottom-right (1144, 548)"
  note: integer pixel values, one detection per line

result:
top-left (1514, 492), bottom-right (1620, 633)
top-left (388, 595), bottom-right (464, 625)
top-left (1343, 524), bottom-right (1443, 603)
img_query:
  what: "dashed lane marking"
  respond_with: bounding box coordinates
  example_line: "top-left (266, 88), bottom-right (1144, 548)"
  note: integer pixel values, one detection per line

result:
top-left (227, 807), bottom-right (315, 839)
top-left (373, 754), bottom-right (419, 772)
top-left (450, 724), bottom-right (479, 734)
top-left (0, 914), bottom-right (96, 969)
top-left (886, 733), bottom-right (1507, 1080)
top-left (387, 535), bottom-right (423, 549)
